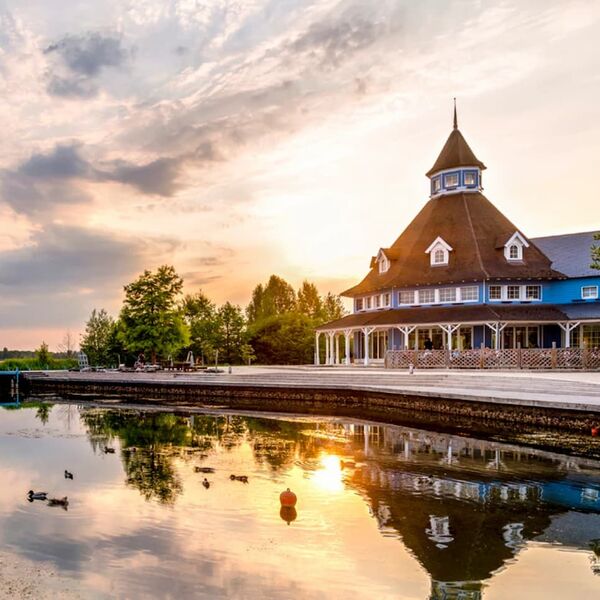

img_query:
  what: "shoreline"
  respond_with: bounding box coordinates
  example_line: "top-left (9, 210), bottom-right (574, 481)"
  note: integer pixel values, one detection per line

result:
top-left (22, 367), bottom-right (600, 459)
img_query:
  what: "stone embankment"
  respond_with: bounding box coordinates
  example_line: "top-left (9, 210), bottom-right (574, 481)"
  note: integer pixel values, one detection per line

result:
top-left (24, 366), bottom-right (600, 429)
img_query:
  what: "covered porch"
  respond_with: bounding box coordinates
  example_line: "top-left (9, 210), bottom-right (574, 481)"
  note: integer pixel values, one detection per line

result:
top-left (314, 304), bottom-right (600, 368)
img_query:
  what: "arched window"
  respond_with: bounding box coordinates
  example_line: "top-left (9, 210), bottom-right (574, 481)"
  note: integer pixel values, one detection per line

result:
top-left (509, 244), bottom-right (521, 260)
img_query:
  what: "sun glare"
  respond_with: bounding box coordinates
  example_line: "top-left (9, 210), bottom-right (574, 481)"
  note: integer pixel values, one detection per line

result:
top-left (312, 453), bottom-right (345, 493)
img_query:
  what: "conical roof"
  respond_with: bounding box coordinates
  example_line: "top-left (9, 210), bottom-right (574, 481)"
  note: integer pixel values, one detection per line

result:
top-left (342, 192), bottom-right (565, 296)
top-left (426, 128), bottom-right (486, 177)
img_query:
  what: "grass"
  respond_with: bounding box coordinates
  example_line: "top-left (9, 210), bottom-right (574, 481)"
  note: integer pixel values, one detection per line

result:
top-left (0, 357), bottom-right (78, 371)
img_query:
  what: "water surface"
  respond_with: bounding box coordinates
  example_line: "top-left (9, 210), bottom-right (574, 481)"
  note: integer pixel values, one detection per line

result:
top-left (0, 401), bottom-right (599, 599)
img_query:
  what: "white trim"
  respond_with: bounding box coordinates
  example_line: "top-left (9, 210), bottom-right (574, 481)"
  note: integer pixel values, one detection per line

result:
top-left (504, 231), bottom-right (529, 262)
top-left (376, 249), bottom-right (390, 274)
top-left (425, 236), bottom-right (453, 254)
top-left (487, 284), bottom-right (542, 302)
top-left (582, 285), bottom-right (598, 300)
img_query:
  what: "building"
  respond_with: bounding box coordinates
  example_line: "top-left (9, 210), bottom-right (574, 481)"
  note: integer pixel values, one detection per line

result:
top-left (316, 106), bottom-right (600, 365)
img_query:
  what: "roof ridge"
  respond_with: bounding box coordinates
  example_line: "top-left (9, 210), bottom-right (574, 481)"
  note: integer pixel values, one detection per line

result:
top-left (462, 194), bottom-right (490, 278)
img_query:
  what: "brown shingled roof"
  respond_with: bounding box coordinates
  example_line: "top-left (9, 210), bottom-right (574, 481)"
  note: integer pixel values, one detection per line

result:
top-left (316, 304), bottom-right (568, 331)
top-left (426, 128), bottom-right (486, 177)
top-left (342, 192), bottom-right (565, 297)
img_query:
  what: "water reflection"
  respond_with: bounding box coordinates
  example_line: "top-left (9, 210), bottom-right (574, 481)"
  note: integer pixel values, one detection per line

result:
top-left (0, 403), bottom-right (598, 599)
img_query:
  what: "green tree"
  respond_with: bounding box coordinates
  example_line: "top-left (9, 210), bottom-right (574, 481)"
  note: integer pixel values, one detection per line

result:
top-left (247, 312), bottom-right (316, 364)
top-left (246, 275), bottom-right (296, 323)
top-left (119, 265), bottom-right (188, 363)
top-left (592, 233), bottom-right (600, 270)
top-left (80, 309), bottom-right (114, 366)
top-left (215, 302), bottom-right (250, 364)
top-left (36, 341), bottom-right (50, 368)
top-left (182, 292), bottom-right (218, 364)
top-left (321, 292), bottom-right (346, 322)
top-left (297, 281), bottom-right (323, 318)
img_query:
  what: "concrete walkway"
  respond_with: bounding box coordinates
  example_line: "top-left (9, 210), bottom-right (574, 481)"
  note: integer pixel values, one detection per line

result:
top-left (31, 366), bottom-right (600, 414)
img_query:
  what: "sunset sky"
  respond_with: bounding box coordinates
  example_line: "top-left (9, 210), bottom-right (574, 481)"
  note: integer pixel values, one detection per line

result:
top-left (0, 0), bottom-right (599, 349)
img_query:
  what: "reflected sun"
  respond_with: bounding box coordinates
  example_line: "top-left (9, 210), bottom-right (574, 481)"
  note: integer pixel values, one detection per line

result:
top-left (312, 453), bottom-right (344, 493)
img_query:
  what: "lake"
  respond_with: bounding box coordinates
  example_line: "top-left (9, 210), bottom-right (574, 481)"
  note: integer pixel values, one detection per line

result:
top-left (0, 401), bottom-right (599, 599)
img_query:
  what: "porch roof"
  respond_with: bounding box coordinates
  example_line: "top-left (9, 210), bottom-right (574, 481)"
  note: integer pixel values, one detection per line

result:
top-left (316, 304), bottom-right (569, 331)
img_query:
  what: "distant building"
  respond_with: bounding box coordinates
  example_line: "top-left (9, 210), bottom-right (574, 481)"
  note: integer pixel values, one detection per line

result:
top-left (316, 106), bottom-right (600, 364)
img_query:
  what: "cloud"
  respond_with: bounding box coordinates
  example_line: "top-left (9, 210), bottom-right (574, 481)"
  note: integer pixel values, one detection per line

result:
top-left (0, 224), bottom-right (178, 327)
top-left (0, 144), bottom-right (187, 215)
top-left (44, 32), bottom-right (131, 98)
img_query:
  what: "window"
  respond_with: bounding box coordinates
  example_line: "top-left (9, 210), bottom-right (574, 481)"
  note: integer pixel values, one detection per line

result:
top-left (460, 286), bottom-right (479, 302)
top-left (418, 289), bottom-right (435, 304)
top-left (489, 285), bottom-right (502, 300)
top-left (433, 249), bottom-right (446, 265)
top-left (439, 288), bottom-right (456, 303)
top-left (382, 292), bottom-right (391, 307)
top-left (464, 171), bottom-right (476, 186)
top-left (432, 177), bottom-right (441, 193)
top-left (355, 298), bottom-right (363, 311)
top-left (507, 285), bottom-right (521, 300)
top-left (444, 173), bottom-right (459, 188)
top-left (508, 245), bottom-right (521, 260)
top-left (582, 286), bottom-right (599, 300)
top-left (583, 324), bottom-right (600, 349)
top-left (374, 295), bottom-right (381, 308)
top-left (399, 290), bottom-right (415, 305)
top-left (365, 297), bottom-right (372, 309)
top-left (525, 285), bottom-right (541, 300)
top-left (378, 252), bottom-right (389, 274)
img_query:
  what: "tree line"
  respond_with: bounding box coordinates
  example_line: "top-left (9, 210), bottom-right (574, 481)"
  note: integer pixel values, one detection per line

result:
top-left (80, 266), bottom-right (345, 366)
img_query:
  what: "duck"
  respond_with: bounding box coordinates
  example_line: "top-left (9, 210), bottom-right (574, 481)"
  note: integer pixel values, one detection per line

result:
top-left (194, 467), bottom-right (215, 473)
top-left (64, 470), bottom-right (74, 480)
top-left (27, 490), bottom-right (48, 501)
top-left (103, 447), bottom-right (116, 454)
top-left (229, 474), bottom-right (249, 483)
top-left (47, 496), bottom-right (69, 508)
top-left (202, 478), bottom-right (211, 489)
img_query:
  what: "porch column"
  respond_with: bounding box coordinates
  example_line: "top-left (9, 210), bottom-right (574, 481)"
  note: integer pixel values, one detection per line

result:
top-left (314, 332), bottom-right (321, 365)
top-left (344, 330), bottom-right (352, 365)
top-left (362, 327), bottom-right (375, 366)
top-left (439, 323), bottom-right (460, 350)
top-left (397, 325), bottom-right (416, 349)
top-left (558, 322), bottom-right (580, 348)
top-left (485, 322), bottom-right (507, 349)
top-left (324, 333), bottom-right (330, 365)
top-left (328, 332), bottom-right (336, 365)
top-left (335, 333), bottom-right (340, 365)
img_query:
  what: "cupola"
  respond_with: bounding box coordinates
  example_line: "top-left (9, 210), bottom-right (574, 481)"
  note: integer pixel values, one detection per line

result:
top-left (427, 100), bottom-right (486, 197)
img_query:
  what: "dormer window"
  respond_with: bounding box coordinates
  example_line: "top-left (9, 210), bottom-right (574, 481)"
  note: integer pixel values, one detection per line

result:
top-left (425, 236), bottom-right (452, 267)
top-left (377, 249), bottom-right (390, 274)
top-left (504, 231), bottom-right (529, 262)
top-left (432, 177), bottom-right (441, 193)
top-left (464, 171), bottom-right (477, 186)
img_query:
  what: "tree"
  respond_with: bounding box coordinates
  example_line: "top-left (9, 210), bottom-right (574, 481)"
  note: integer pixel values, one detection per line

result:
top-left (80, 309), bottom-right (115, 366)
top-left (58, 331), bottom-right (77, 357)
top-left (36, 341), bottom-right (50, 367)
top-left (247, 313), bottom-right (316, 364)
top-left (246, 275), bottom-right (296, 323)
top-left (182, 292), bottom-right (218, 364)
top-left (321, 292), bottom-right (346, 322)
top-left (119, 265), bottom-right (188, 363)
top-left (297, 281), bottom-right (323, 319)
top-left (592, 233), bottom-right (600, 270)
top-left (214, 302), bottom-right (250, 364)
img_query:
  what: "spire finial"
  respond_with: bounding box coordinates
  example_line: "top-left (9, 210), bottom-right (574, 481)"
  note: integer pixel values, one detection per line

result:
top-left (453, 97), bottom-right (457, 130)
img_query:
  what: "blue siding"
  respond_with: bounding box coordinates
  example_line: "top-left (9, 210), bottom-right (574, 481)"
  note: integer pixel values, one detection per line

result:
top-left (541, 277), bottom-right (600, 304)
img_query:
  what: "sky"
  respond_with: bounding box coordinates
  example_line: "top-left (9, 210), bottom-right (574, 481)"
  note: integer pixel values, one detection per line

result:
top-left (0, 0), bottom-right (599, 349)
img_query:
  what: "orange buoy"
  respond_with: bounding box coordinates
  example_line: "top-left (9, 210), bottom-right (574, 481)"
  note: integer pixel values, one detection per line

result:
top-left (280, 506), bottom-right (297, 525)
top-left (592, 426), bottom-right (599, 437)
top-left (280, 488), bottom-right (297, 507)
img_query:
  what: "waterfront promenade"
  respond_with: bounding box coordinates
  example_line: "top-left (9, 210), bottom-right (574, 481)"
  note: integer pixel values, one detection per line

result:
top-left (27, 366), bottom-right (600, 414)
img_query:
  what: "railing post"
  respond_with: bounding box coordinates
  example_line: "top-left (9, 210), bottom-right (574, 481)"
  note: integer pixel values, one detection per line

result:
top-left (517, 342), bottom-right (522, 370)
top-left (551, 341), bottom-right (557, 369)
top-left (445, 348), bottom-right (450, 368)
top-left (583, 346), bottom-right (589, 370)
top-left (479, 343), bottom-right (485, 369)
